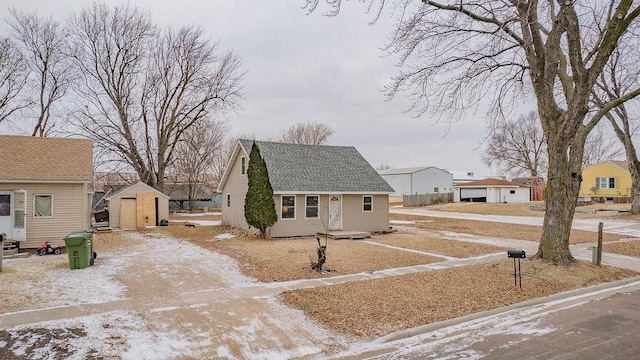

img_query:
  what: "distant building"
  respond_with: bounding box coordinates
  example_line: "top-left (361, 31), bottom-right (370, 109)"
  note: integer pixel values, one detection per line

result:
top-left (378, 167), bottom-right (453, 196)
top-left (453, 178), bottom-right (530, 203)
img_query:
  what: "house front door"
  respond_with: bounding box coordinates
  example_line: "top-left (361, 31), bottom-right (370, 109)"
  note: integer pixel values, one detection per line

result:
top-left (0, 191), bottom-right (12, 238)
top-left (328, 194), bottom-right (342, 230)
top-left (12, 190), bottom-right (26, 241)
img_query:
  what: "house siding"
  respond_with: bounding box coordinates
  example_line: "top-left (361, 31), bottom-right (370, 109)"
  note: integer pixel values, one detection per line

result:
top-left (268, 194), bottom-right (389, 237)
top-left (579, 162), bottom-right (632, 199)
top-left (0, 183), bottom-right (90, 248)
top-left (221, 147), bottom-right (250, 231)
top-left (268, 194), bottom-right (327, 237)
top-left (342, 194), bottom-right (389, 232)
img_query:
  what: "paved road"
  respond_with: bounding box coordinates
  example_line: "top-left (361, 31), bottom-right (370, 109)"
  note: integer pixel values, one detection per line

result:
top-left (344, 282), bottom-right (640, 360)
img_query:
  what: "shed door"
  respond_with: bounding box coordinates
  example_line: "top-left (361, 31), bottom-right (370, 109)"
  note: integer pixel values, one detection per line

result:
top-left (136, 192), bottom-right (156, 229)
top-left (328, 195), bottom-right (342, 230)
top-left (120, 199), bottom-right (137, 229)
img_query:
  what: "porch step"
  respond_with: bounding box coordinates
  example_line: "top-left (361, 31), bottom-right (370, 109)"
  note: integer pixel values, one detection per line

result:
top-left (318, 231), bottom-right (372, 240)
top-left (2, 252), bottom-right (28, 259)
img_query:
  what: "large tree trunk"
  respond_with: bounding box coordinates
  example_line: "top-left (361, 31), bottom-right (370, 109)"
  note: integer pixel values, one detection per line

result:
top-left (536, 124), bottom-right (588, 266)
top-left (626, 152), bottom-right (640, 214)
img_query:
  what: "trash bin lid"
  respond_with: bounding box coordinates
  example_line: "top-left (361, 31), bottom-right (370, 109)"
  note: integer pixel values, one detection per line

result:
top-left (64, 231), bottom-right (91, 246)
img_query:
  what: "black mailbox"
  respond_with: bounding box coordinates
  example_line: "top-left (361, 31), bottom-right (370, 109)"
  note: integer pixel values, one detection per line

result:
top-left (507, 249), bottom-right (526, 258)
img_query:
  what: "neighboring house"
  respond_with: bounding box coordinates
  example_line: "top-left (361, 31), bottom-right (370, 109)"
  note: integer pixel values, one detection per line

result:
top-left (579, 160), bottom-right (631, 202)
top-left (453, 178), bottom-right (530, 203)
top-left (378, 167), bottom-right (453, 196)
top-left (512, 177), bottom-right (546, 201)
top-left (104, 181), bottom-right (170, 230)
top-left (0, 135), bottom-right (93, 249)
top-left (165, 183), bottom-right (216, 210)
top-left (217, 140), bottom-right (395, 238)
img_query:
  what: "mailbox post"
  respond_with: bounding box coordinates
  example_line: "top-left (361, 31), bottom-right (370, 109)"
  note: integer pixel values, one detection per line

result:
top-left (507, 249), bottom-right (526, 288)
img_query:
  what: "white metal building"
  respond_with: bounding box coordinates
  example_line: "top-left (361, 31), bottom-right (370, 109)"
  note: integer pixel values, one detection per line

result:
top-left (453, 178), bottom-right (531, 203)
top-left (378, 167), bottom-right (453, 196)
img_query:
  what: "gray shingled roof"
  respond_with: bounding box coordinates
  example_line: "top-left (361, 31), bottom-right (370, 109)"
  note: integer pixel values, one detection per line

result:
top-left (239, 140), bottom-right (394, 193)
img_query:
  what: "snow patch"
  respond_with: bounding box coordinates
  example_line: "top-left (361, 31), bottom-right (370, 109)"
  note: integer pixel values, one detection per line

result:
top-left (216, 233), bottom-right (235, 239)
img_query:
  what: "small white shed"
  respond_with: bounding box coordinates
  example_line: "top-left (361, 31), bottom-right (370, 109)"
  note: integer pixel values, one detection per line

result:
top-left (453, 178), bottom-right (530, 203)
top-left (378, 166), bottom-right (453, 196)
top-left (105, 182), bottom-right (170, 229)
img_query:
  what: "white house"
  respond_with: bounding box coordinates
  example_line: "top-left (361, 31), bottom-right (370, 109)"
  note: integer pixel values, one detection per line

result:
top-left (453, 178), bottom-right (530, 203)
top-left (378, 167), bottom-right (453, 196)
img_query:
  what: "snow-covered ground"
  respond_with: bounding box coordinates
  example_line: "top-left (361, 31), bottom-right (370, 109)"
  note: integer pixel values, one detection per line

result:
top-left (0, 232), bottom-right (351, 359)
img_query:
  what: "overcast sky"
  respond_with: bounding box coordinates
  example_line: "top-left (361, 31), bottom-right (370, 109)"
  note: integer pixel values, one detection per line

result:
top-left (2, 0), bottom-right (512, 177)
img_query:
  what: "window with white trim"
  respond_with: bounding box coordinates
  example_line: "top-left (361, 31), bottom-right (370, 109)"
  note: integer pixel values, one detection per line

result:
top-left (241, 156), bottom-right (246, 175)
top-left (596, 177), bottom-right (616, 189)
top-left (305, 195), bottom-right (319, 219)
top-left (34, 194), bottom-right (53, 217)
top-left (363, 195), bottom-right (373, 212)
top-left (282, 195), bottom-right (295, 219)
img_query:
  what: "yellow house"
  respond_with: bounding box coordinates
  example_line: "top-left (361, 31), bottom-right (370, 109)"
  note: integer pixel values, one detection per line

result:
top-left (579, 160), bottom-right (631, 202)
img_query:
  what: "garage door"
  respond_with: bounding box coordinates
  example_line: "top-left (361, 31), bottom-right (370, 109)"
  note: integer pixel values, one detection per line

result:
top-left (460, 188), bottom-right (487, 198)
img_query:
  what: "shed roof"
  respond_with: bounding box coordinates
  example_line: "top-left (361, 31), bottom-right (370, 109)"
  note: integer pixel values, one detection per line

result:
top-left (236, 140), bottom-right (394, 193)
top-left (0, 135), bottom-right (93, 182)
top-left (105, 181), bottom-right (170, 200)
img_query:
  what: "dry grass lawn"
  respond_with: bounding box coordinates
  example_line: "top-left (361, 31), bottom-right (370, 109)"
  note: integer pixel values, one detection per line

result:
top-left (162, 206), bottom-right (640, 340)
top-left (372, 233), bottom-right (506, 258)
top-left (390, 213), bottom-right (635, 244)
top-left (604, 240), bottom-right (640, 258)
top-left (154, 225), bottom-right (444, 282)
top-left (280, 259), bottom-right (637, 339)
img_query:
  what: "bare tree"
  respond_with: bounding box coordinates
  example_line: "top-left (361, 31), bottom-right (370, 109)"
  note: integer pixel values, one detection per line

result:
top-left (0, 37), bottom-right (29, 124)
top-left (592, 45), bottom-right (640, 213)
top-left (306, 1), bottom-right (640, 266)
top-left (582, 123), bottom-right (623, 167)
top-left (170, 118), bottom-right (228, 211)
top-left (279, 121), bottom-right (334, 145)
top-left (376, 163), bottom-right (394, 171)
top-left (482, 111), bottom-right (546, 178)
top-left (8, 8), bottom-right (72, 137)
top-left (68, 2), bottom-right (243, 192)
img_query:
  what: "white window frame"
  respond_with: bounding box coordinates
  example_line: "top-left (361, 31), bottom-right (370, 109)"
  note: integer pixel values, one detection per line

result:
top-left (362, 195), bottom-right (373, 212)
top-left (241, 156), bottom-right (246, 175)
top-left (305, 195), bottom-right (319, 219)
top-left (226, 193), bottom-right (231, 208)
top-left (281, 195), bottom-right (296, 220)
top-left (596, 177), bottom-right (616, 189)
top-left (34, 194), bottom-right (54, 218)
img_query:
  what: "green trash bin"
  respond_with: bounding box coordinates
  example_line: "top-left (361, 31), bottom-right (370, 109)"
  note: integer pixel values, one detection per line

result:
top-left (64, 230), bottom-right (96, 269)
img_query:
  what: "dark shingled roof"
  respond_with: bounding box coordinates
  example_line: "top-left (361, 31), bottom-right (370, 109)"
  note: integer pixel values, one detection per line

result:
top-left (239, 140), bottom-right (394, 193)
